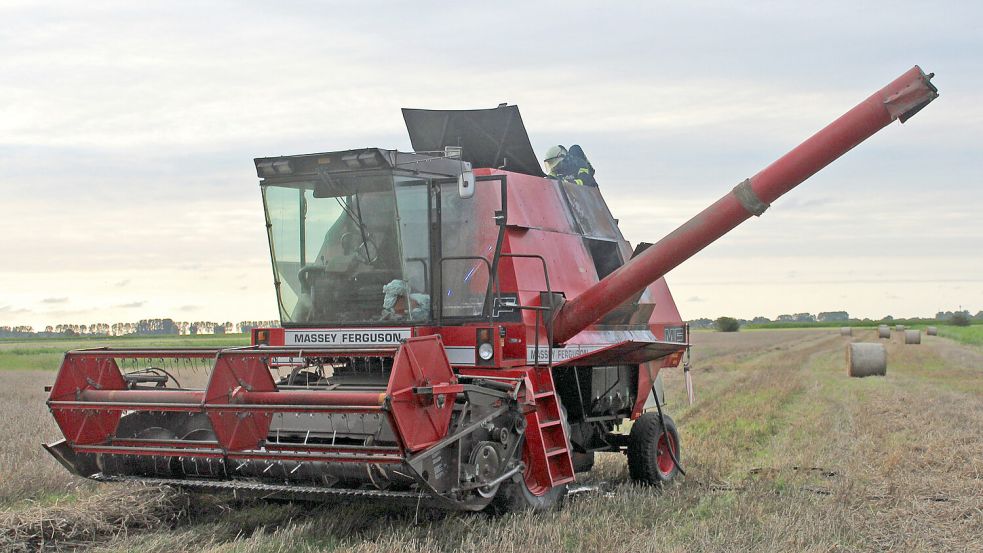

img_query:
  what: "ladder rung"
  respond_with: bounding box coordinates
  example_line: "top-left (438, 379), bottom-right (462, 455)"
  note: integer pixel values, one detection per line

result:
top-left (534, 391), bottom-right (554, 399)
top-left (539, 420), bottom-right (562, 428)
top-left (546, 447), bottom-right (568, 457)
top-left (551, 474), bottom-right (576, 485)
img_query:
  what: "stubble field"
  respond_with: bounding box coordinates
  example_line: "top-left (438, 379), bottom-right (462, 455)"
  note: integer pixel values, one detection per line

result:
top-left (0, 329), bottom-right (980, 552)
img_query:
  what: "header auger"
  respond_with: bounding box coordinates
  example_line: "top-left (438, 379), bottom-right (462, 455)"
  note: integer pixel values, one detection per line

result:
top-left (45, 67), bottom-right (937, 511)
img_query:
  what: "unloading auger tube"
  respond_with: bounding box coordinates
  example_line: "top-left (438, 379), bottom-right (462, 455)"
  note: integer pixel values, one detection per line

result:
top-left (551, 66), bottom-right (938, 344)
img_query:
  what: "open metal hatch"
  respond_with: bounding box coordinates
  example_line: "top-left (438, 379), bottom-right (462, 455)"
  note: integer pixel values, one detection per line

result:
top-left (402, 105), bottom-right (545, 177)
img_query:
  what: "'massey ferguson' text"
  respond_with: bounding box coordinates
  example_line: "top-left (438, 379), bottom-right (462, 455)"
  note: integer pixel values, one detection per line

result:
top-left (285, 329), bottom-right (410, 346)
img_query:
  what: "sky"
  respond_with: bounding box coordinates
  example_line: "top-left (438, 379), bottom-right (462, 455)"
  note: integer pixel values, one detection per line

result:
top-left (1, 0), bottom-right (981, 329)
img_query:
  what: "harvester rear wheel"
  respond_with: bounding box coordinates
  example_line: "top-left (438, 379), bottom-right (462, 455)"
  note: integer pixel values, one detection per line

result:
top-left (627, 413), bottom-right (681, 485)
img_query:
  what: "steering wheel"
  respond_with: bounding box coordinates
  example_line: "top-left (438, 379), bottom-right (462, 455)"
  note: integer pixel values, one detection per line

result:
top-left (339, 231), bottom-right (379, 265)
top-left (352, 236), bottom-right (379, 264)
top-left (297, 265), bottom-right (328, 292)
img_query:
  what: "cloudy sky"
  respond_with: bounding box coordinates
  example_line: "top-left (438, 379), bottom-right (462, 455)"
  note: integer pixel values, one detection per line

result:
top-left (1, 0), bottom-right (980, 329)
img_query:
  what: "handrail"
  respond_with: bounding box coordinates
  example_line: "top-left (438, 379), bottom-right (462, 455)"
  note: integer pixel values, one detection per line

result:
top-left (500, 253), bottom-right (554, 367)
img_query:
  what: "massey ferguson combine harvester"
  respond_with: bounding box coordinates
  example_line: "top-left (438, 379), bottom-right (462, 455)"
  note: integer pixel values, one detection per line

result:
top-left (44, 67), bottom-right (937, 510)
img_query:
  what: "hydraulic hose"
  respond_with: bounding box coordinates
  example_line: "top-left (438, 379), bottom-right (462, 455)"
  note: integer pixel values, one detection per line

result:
top-left (651, 382), bottom-right (686, 477)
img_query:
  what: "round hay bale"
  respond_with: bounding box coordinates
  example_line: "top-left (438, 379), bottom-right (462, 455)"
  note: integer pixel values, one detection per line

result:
top-left (895, 324), bottom-right (906, 332)
top-left (878, 326), bottom-right (890, 339)
top-left (847, 343), bottom-right (887, 377)
top-left (840, 327), bottom-right (852, 336)
top-left (905, 329), bottom-right (921, 344)
top-left (926, 326), bottom-right (937, 336)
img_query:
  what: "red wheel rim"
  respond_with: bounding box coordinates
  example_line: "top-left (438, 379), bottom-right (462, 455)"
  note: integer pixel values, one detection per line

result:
top-left (522, 444), bottom-right (550, 496)
top-left (656, 431), bottom-right (677, 477)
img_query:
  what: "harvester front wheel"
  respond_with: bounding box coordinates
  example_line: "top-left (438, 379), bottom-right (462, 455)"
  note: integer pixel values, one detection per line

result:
top-left (627, 413), bottom-right (681, 485)
top-left (489, 430), bottom-right (569, 512)
top-left (491, 475), bottom-right (567, 512)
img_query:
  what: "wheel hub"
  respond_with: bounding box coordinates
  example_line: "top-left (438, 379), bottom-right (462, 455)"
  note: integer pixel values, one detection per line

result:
top-left (470, 442), bottom-right (502, 498)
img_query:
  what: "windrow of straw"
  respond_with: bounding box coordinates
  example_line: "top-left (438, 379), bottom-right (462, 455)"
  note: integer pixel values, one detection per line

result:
top-left (0, 485), bottom-right (191, 552)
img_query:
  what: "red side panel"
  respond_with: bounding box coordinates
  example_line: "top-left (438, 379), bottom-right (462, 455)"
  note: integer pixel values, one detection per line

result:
top-left (646, 277), bottom-right (684, 327)
top-left (204, 355), bottom-right (276, 452)
top-left (550, 340), bottom-right (683, 367)
top-left (497, 171), bottom-right (576, 233)
top-left (506, 230), bottom-right (597, 297)
top-left (632, 362), bottom-right (661, 419)
top-left (49, 354), bottom-right (126, 445)
top-left (387, 335), bottom-right (459, 452)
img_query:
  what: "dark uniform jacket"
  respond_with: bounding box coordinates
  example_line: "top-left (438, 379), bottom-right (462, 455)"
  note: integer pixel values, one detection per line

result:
top-left (558, 145), bottom-right (598, 187)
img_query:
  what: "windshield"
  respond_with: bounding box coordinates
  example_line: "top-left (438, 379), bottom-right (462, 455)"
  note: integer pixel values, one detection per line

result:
top-left (263, 172), bottom-right (431, 325)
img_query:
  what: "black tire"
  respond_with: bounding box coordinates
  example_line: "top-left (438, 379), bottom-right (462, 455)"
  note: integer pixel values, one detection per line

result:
top-left (488, 396), bottom-right (572, 512)
top-left (490, 475), bottom-right (568, 513)
top-left (627, 412), bottom-right (681, 485)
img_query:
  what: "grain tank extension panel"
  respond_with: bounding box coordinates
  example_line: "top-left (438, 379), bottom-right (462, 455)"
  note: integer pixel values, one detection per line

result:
top-left (402, 105), bottom-right (546, 177)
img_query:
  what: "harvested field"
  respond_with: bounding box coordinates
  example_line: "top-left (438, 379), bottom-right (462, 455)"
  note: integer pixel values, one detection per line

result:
top-left (1, 329), bottom-right (981, 552)
top-left (0, 334), bottom-right (249, 372)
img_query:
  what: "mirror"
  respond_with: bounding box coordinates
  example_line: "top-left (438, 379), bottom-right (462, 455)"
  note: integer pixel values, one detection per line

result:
top-left (458, 170), bottom-right (475, 199)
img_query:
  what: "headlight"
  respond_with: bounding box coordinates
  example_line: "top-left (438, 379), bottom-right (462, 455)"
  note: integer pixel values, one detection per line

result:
top-left (478, 342), bottom-right (494, 361)
top-left (475, 327), bottom-right (495, 365)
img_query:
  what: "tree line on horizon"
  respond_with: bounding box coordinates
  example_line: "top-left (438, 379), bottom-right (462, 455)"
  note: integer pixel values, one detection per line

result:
top-left (0, 319), bottom-right (281, 338)
top-left (4, 309), bottom-right (981, 338)
top-left (688, 309), bottom-right (982, 331)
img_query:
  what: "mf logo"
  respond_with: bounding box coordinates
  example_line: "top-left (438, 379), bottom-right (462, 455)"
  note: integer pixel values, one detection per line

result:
top-left (664, 326), bottom-right (685, 343)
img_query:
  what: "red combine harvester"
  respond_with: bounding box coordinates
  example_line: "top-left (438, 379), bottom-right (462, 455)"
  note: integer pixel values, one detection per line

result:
top-left (44, 67), bottom-right (937, 511)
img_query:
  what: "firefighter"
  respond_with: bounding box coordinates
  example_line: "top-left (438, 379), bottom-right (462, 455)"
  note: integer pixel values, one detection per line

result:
top-left (543, 145), bottom-right (568, 177)
top-left (566, 144), bottom-right (597, 187)
top-left (543, 144), bottom-right (598, 187)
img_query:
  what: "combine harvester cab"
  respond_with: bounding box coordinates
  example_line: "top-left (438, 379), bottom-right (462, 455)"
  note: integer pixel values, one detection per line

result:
top-left (45, 67), bottom-right (938, 511)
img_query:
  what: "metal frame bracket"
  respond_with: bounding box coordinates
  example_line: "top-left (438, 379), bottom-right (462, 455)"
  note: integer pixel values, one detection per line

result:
top-left (732, 179), bottom-right (770, 217)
